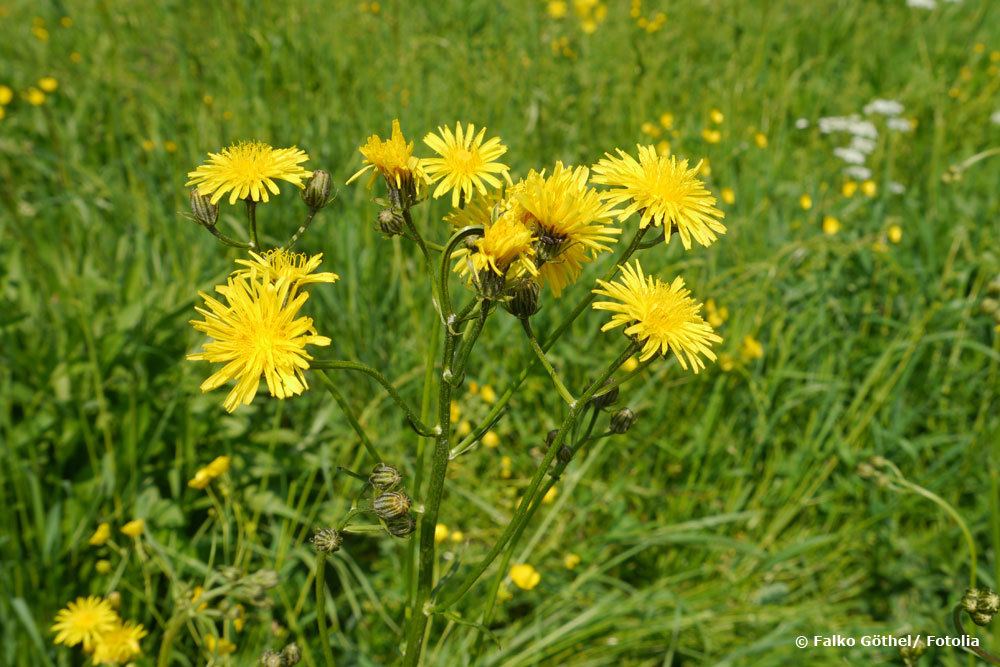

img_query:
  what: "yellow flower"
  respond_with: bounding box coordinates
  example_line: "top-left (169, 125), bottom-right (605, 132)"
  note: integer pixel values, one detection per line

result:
top-left (709, 109), bottom-right (724, 124)
top-left (0, 85), bottom-right (13, 105)
top-left (704, 298), bottom-right (728, 328)
top-left (621, 356), bottom-right (639, 372)
top-left (70, 52), bottom-right (83, 64)
top-left (453, 213), bottom-right (537, 279)
top-left (188, 455), bottom-right (232, 489)
top-left (450, 530), bottom-right (465, 542)
top-left (121, 519), bottom-right (145, 538)
top-left (443, 188), bottom-right (504, 229)
top-left (51, 597), bottom-right (118, 651)
top-left (457, 420), bottom-right (472, 436)
top-left (564, 553), bottom-right (581, 569)
top-left (38, 77), bottom-right (58, 93)
top-left (422, 122), bottom-right (512, 208)
top-left (25, 88), bottom-right (46, 106)
top-left (718, 352), bottom-right (735, 372)
top-left (500, 455), bottom-right (512, 479)
top-left (542, 487), bottom-right (557, 504)
top-left (720, 187), bottom-right (735, 205)
top-left (701, 128), bottom-right (722, 143)
top-left (547, 0), bottom-right (568, 18)
top-left (32, 26), bottom-right (49, 41)
top-left (754, 132), bottom-right (768, 148)
top-left (91, 621), bottom-right (146, 665)
top-left (89, 522), bottom-right (111, 546)
top-left (655, 140), bottom-right (671, 156)
top-left (468, 381), bottom-right (480, 395)
top-left (698, 159), bottom-right (712, 177)
top-left (164, 140), bottom-right (178, 153)
top-left (141, 139), bottom-right (155, 152)
top-left (234, 249), bottom-right (339, 291)
top-left (186, 141), bottom-right (312, 206)
top-left (187, 274), bottom-right (331, 413)
top-left (483, 431), bottom-right (500, 448)
top-left (640, 121), bottom-right (660, 137)
top-left (592, 146), bottom-right (726, 250)
top-left (887, 224), bottom-right (902, 244)
top-left (842, 180), bottom-right (858, 197)
top-left (740, 335), bottom-right (764, 361)
top-left (509, 563), bottom-right (541, 590)
top-left (822, 216), bottom-right (841, 236)
top-left (60, 16), bottom-right (74, 28)
top-left (861, 180), bottom-right (877, 197)
top-left (798, 193), bottom-right (812, 210)
top-left (234, 604), bottom-right (246, 632)
top-left (347, 119), bottom-right (426, 192)
top-left (481, 385), bottom-right (497, 403)
top-left (434, 524), bottom-right (450, 544)
top-left (95, 560), bottom-right (112, 574)
top-left (205, 635), bottom-right (236, 656)
top-left (450, 400), bottom-right (461, 422)
top-left (593, 261), bottom-right (721, 368)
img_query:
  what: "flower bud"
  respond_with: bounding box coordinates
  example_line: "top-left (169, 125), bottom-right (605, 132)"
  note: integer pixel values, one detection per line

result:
top-left (377, 208), bottom-right (404, 236)
top-left (589, 378), bottom-right (619, 410)
top-left (369, 463), bottom-right (402, 490)
top-left (477, 269), bottom-right (507, 301)
top-left (610, 407), bottom-right (637, 434)
top-left (899, 637), bottom-right (926, 666)
top-left (981, 589), bottom-right (1000, 614)
top-left (259, 650), bottom-right (282, 667)
top-left (373, 491), bottom-right (411, 520)
top-left (962, 588), bottom-right (981, 613)
top-left (280, 642), bottom-right (302, 665)
top-left (972, 611), bottom-right (993, 627)
top-left (302, 170), bottom-right (332, 210)
top-left (386, 513), bottom-right (416, 538)
top-left (557, 445), bottom-right (573, 465)
top-left (190, 189), bottom-right (219, 227)
top-left (311, 528), bottom-right (342, 554)
top-left (545, 429), bottom-right (560, 446)
top-left (504, 279), bottom-right (541, 319)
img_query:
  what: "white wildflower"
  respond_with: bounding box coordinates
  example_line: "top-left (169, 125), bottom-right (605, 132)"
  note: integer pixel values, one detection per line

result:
top-left (845, 166), bottom-right (873, 180)
top-left (863, 99), bottom-right (905, 116)
top-left (849, 136), bottom-right (878, 154)
top-left (834, 147), bottom-right (867, 164)
top-left (887, 117), bottom-right (914, 132)
top-left (889, 182), bottom-right (905, 194)
top-left (906, 0), bottom-right (936, 9)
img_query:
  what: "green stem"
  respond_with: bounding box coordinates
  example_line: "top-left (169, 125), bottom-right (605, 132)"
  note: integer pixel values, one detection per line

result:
top-left (317, 372), bottom-right (383, 463)
top-left (952, 605), bottom-right (1000, 665)
top-left (156, 613), bottom-right (185, 667)
top-left (521, 318), bottom-right (576, 405)
top-left (433, 342), bottom-right (639, 612)
top-left (316, 554), bottom-right (337, 666)
top-left (312, 360), bottom-right (438, 436)
top-left (286, 207), bottom-right (320, 249)
top-left (439, 226), bottom-right (484, 329)
top-left (202, 223), bottom-right (251, 249)
top-left (246, 200), bottom-right (259, 250)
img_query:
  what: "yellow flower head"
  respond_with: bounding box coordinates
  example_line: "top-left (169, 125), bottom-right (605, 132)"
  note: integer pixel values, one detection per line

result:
top-left (188, 455), bottom-right (232, 489)
top-left (591, 146), bottom-right (726, 249)
top-left (186, 141), bottom-right (312, 206)
top-left (51, 596), bottom-right (118, 652)
top-left (0, 85), bottom-right (14, 105)
top-left (593, 261), bottom-right (721, 369)
top-left (188, 275), bottom-right (331, 413)
top-left (205, 635), bottom-right (236, 656)
top-left (509, 563), bottom-right (541, 590)
top-left (454, 213), bottom-right (537, 279)
top-left (89, 522), bottom-right (111, 546)
top-left (26, 87), bottom-right (46, 106)
top-left (434, 523), bottom-right (450, 544)
top-left (121, 519), bottom-right (145, 537)
top-left (740, 335), bottom-right (764, 361)
top-left (422, 122), bottom-right (512, 208)
top-left (443, 188), bottom-right (504, 229)
top-left (90, 621), bottom-right (146, 665)
top-left (39, 77), bottom-right (58, 92)
top-left (564, 553), bottom-right (581, 569)
top-left (347, 119), bottom-right (426, 191)
top-left (234, 249), bottom-right (339, 291)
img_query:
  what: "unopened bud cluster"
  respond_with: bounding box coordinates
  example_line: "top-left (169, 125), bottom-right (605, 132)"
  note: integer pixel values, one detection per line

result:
top-left (961, 587), bottom-right (1000, 626)
top-left (369, 463), bottom-right (417, 538)
top-left (259, 642), bottom-right (301, 667)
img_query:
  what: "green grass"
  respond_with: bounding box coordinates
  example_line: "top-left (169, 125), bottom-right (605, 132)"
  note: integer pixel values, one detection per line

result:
top-left (1, 0), bottom-right (999, 665)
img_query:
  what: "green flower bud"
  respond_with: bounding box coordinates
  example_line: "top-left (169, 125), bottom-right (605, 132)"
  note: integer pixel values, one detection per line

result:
top-left (981, 590), bottom-right (1000, 614)
top-left (373, 491), bottom-right (411, 520)
top-left (369, 463), bottom-right (402, 490)
top-left (386, 513), bottom-right (416, 538)
top-left (504, 279), bottom-right (541, 318)
top-left (610, 407), bottom-right (637, 434)
top-left (545, 429), bottom-right (560, 446)
top-left (258, 649), bottom-right (282, 667)
top-left (311, 528), bottom-right (342, 554)
top-left (557, 445), bottom-right (573, 465)
top-left (280, 642), bottom-right (302, 666)
top-left (477, 268), bottom-right (507, 301)
top-left (377, 208), bottom-right (404, 236)
top-left (190, 189), bottom-right (219, 227)
top-left (962, 588), bottom-right (981, 613)
top-left (302, 170), bottom-right (332, 210)
top-left (899, 637), bottom-right (926, 666)
top-left (589, 378), bottom-right (619, 410)
top-left (972, 611), bottom-right (993, 627)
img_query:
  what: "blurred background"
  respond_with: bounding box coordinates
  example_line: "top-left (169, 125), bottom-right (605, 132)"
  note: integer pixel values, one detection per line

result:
top-left (1, 0), bottom-right (998, 664)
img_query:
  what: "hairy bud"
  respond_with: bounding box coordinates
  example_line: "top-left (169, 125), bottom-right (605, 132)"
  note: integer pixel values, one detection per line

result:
top-left (609, 407), bottom-right (637, 434)
top-left (477, 268), bottom-right (507, 301)
top-left (190, 189), bottom-right (219, 227)
top-left (280, 642), bottom-right (302, 665)
top-left (302, 170), bottom-right (332, 210)
top-left (373, 491), bottom-right (411, 520)
top-left (590, 378), bottom-right (620, 410)
top-left (504, 279), bottom-right (541, 319)
top-left (545, 429), bottom-right (560, 446)
top-left (311, 528), bottom-right (342, 554)
top-left (386, 513), bottom-right (416, 538)
top-left (259, 649), bottom-right (282, 667)
top-left (377, 208), bottom-right (404, 237)
top-left (369, 463), bottom-right (402, 490)
top-left (557, 445), bottom-right (573, 465)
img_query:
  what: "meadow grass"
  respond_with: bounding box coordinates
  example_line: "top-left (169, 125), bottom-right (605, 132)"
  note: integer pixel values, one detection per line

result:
top-left (1, 0), bottom-right (999, 664)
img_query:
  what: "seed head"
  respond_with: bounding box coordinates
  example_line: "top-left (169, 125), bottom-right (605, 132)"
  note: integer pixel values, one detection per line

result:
top-left (374, 491), bottom-right (411, 520)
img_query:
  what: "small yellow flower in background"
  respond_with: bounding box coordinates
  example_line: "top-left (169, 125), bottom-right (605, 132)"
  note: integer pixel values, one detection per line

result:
top-left (434, 524), bottom-right (450, 544)
top-left (640, 121), bottom-right (660, 137)
top-left (91, 621), bottom-right (147, 665)
top-left (205, 635), bottom-right (236, 656)
top-left (704, 299), bottom-right (728, 328)
top-left (89, 522), bottom-right (111, 546)
top-left (701, 128), bottom-right (721, 143)
top-left (754, 132), bottom-right (768, 148)
top-left (593, 261), bottom-right (721, 369)
top-left (422, 122), bottom-right (512, 208)
top-left (861, 180), bottom-right (877, 197)
top-left (164, 140), bottom-right (178, 153)
top-left (482, 430), bottom-right (500, 448)
top-left (347, 119), bottom-right (426, 192)
top-left (186, 141), bottom-right (312, 205)
top-left (188, 455), bottom-right (232, 489)
top-left (0, 85), bottom-right (13, 105)
top-left (509, 563), bottom-right (541, 590)
top-left (841, 180), bottom-right (858, 197)
top-left (887, 224), bottom-right (903, 244)
top-left (655, 140), bottom-right (671, 156)
top-left (70, 52), bottom-right (83, 64)
top-left (202, 94), bottom-right (214, 106)
top-left (872, 240), bottom-right (888, 254)
top-left (187, 273), bottom-right (331, 413)
top-left (51, 596), bottom-right (118, 651)
top-left (223, 110), bottom-right (234, 120)
top-left (497, 583), bottom-right (513, 602)
top-left (121, 519), bottom-right (145, 538)
top-left (718, 352), bottom-right (735, 372)
top-left (500, 455), bottom-right (512, 479)
top-left (234, 249), bottom-right (339, 291)
top-left (740, 335), bottom-right (764, 361)
top-left (468, 381), bottom-right (480, 395)
top-left (450, 400), bottom-right (461, 422)
top-left (32, 26), bottom-right (49, 41)
top-left (698, 159), bottom-right (711, 177)
top-left (25, 88), bottom-right (46, 106)
top-left (592, 146), bottom-right (726, 250)
top-left (659, 112), bottom-right (674, 129)
top-left (547, 0), bottom-right (568, 18)
top-left (948, 87), bottom-right (961, 99)
top-left (822, 215), bottom-right (841, 236)
top-left (973, 42), bottom-right (986, 54)
top-left (38, 77), bottom-right (58, 92)
top-left (798, 193), bottom-right (812, 210)
top-left (621, 356), bottom-right (639, 372)
top-left (95, 560), bottom-right (112, 574)
top-left (141, 139), bottom-right (155, 152)
top-left (233, 604), bottom-right (246, 632)
top-left (480, 385), bottom-right (497, 404)
top-left (564, 553), bottom-right (581, 569)
top-left (450, 530), bottom-right (465, 542)
top-left (992, 50), bottom-right (1000, 63)
top-left (709, 108), bottom-right (724, 124)
top-left (721, 187), bottom-right (735, 205)
top-left (542, 487), bottom-right (557, 504)
top-left (190, 586), bottom-right (209, 611)
top-left (60, 16), bottom-right (73, 28)
top-left (457, 420), bottom-right (472, 436)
